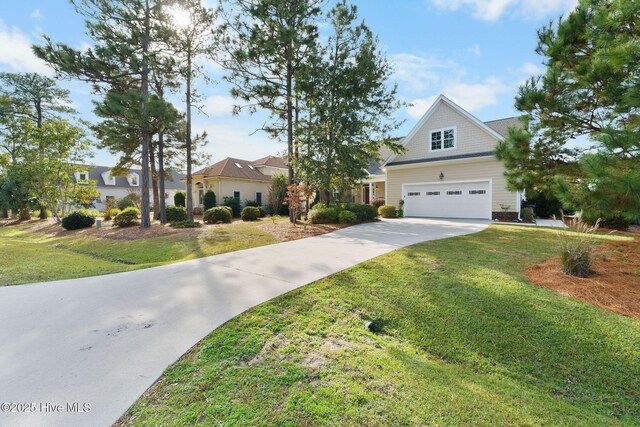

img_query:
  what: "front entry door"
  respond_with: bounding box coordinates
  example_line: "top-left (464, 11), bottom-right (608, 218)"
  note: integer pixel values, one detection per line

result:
top-left (363, 184), bottom-right (370, 204)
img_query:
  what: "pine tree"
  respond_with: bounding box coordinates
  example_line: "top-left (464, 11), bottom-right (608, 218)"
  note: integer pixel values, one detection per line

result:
top-left (496, 0), bottom-right (640, 224)
top-left (218, 0), bottom-right (321, 222)
top-left (294, 1), bottom-right (403, 202)
top-left (33, 0), bottom-right (174, 228)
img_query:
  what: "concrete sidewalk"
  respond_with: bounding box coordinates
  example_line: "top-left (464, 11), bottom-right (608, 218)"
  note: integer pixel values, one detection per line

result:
top-left (0, 218), bottom-right (489, 427)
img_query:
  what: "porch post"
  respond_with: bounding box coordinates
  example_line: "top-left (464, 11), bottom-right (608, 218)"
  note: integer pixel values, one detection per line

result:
top-left (369, 183), bottom-right (374, 201)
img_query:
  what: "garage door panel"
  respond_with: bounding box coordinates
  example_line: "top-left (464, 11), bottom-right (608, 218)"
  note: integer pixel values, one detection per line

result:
top-left (403, 181), bottom-right (490, 219)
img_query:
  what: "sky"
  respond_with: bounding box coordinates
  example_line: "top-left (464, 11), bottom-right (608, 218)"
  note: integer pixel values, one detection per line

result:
top-left (0, 0), bottom-right (578, 167)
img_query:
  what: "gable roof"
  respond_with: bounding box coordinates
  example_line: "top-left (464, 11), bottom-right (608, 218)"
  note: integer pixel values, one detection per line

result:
top-left (80, 165), bottom-right (184, 189)
top-left (252, 155), bottom-right (288, 169)
top-left (484, 116), bottom-right (522, 138)
top-left (384, 95), bottom-right (507, 166)
top-left (193, 157), bottom-right (274, 182)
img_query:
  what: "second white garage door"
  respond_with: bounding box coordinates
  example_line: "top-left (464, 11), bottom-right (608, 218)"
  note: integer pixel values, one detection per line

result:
top-left (403, 180), bottom-right (491, 219)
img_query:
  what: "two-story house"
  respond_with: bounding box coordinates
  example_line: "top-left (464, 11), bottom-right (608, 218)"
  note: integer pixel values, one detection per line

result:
top-left (360, 95), bottom-right (523, 221)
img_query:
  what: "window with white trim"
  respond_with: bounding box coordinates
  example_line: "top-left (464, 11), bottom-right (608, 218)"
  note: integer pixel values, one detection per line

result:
top-left (431, 128), bottom-right (455, 150)
top-left (426, 191), bottom-right (440, 196)
top-left (407, 192), bottom-right (421, 196)
top-left (446, 190), bottom-right (462, 195)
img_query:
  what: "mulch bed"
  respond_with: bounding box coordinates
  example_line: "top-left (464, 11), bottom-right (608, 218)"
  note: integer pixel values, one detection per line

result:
top-left (258, 221), bottom-right (349, 242)
top-left (23, 219), bottom-right (200, 240)
top-left (526, 236), bottom-right (640, 319)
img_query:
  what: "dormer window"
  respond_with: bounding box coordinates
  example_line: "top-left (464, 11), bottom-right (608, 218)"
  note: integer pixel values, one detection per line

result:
top-left (102, 171), bottom-right (116, 186)
top-left (75, 170), bottom-right (89, 185)
top-left (127, 173), bottom-right (139, 186)
top-left (430, 127), bottom-right (456, 151)
top-left (78, 172), bottom-right (87, 180)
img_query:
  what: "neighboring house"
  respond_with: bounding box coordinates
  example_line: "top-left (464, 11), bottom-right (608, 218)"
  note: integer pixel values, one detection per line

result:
top-left (189, 156), bottom-right (288, 208)
top-left (75, 165), bottom-right (185, 212)
top-left (357, 95), bottom-right (523, 220)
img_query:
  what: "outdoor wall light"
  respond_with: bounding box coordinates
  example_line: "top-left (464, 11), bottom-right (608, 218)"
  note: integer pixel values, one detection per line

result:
top-left (439, 172), bottom-right (444, 180)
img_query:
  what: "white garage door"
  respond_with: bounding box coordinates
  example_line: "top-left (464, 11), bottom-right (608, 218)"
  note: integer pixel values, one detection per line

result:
top-left (403, 181), bottom-right (491, 219)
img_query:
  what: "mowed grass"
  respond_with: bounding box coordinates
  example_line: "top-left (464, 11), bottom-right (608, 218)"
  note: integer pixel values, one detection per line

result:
top-left (119, 225), bottom-right (640, 426)
top-left (0, 222), bottom-right (278, 286)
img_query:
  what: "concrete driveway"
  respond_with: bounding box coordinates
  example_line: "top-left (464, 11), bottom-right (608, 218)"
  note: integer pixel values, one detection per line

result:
top-left (0, 218), bottom-right (489, 426)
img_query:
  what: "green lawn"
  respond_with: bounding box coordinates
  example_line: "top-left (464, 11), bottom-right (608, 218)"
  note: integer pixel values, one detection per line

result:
top-left (0, 221), bottom-right (279, 286)
top-left (118, 225), bottom-right (640, 426)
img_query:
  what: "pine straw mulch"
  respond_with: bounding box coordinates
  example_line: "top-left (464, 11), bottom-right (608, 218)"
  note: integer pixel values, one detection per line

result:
top-left (258, 220), bottom-right (349, 242)
top-left (526, 235), bottom-right (640, 319)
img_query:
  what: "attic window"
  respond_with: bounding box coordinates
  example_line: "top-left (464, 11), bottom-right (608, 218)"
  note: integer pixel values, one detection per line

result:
top-left (430, 127), bottom-right (456, 151)
top-left (235, 162), bottom-right (243, 169)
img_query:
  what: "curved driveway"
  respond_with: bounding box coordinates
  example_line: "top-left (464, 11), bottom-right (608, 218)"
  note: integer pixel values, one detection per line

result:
top-left (0, 218), bottom-right (489, 426)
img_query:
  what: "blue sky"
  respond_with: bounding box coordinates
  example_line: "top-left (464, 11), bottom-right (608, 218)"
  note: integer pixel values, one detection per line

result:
top-left (0, 0), bottom-right (577, 167)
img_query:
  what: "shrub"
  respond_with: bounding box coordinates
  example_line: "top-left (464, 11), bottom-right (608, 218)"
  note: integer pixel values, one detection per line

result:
top-left (222, 196), bottom-right (241, 217)
top-left (310, 202), bottom-right (327, 210)
top-left (204, 207), bottom-right (232, 224)
top-left (117, 194), bottom-right (138, 210)
top-left (268, 174), bottom-right (288, 216)
top-left (557, 213), bottom-right (600, 277)
top-left (241, 206), bottom-right (261, 221)
top-left (522, 207), bottom-right (535, 223)
top-left (166, 205), bottom-right (187, 223)
top-left (113, 207), bottom-right (140, 227)
top-left (308, 207), bottom-right (339, 224)
top-left (19, 208), bottom-right (31, 221)
top-left (104, 208), bottom-right (121, 221)
top-left (371, 197), bottom-right (385, 209)
top-left (601, 215), bottom-right (630, 231)
top-left (244, 200), bottom-right (261, 207)
top-left (221, 205), bottom-right (233, 216)
top-left (171, 220), bottom-right (202, 228)
top-left (378, 205), bottom-right (397, 218)
top-left (338, 210), bottom-right (357, 224)
top-left (174, 191), bottom-right (186, 207)
top-left (192, 206), bottom-right (204, 216)
top-left (397, 209), bottom-right (404, 218)
top-left (61, 210), bottom-right (95, 230)
top-left (345, 203), bottom-right (377, 221)
top-left (203, 190), bottom-right (217, 211)
top-left (526, 193), bottom-right (563, 218)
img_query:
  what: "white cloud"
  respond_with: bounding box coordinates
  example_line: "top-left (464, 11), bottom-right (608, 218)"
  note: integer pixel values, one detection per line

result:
top-left (30, 9), bottom-right (43, 20)
top-left (521, 62), bottom-right (542, 75)
top-left (202, 95), bottom-right (237, 116)
top-left (428, 0), bottom-right (578, 21)
top-left (390, 53), bottom-right (463, 93)
top-left (0, 20), bottom-right (52, 75)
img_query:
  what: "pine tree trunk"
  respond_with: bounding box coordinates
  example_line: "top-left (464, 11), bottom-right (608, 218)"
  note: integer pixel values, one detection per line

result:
top-left (286, 60), bottom-right (295, 223)
top-left (185, 48), bottom-right (193, 222)
top-left (150, 147), bottom-right (160, 220)
top-left (139, 0), bottom-right (151, 228)
top-left (158, 132), bottom-right (167, 224)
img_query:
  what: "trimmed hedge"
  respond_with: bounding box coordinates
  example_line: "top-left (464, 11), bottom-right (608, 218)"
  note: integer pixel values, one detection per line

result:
top-left (166, 205), bottom-right (187, 223)
top-left (204, 207), bottom-right (232, 224)
top-left (222, 196), bottom-right (241, 217)
top-left (338, 210), bottom-right (357, 224)
top-left (192, 207), bottom-right (204, 216)
top-left (241, 206), bottom-right (261, 221)
top-left (174, 191), bottom-right (186, 207)
top-left (113, 207), bottom-right (140, 227)
top-left (346, 203), bottom-right (377, 221)
top-left (378, 205), bottom-right (397, 218)
top-left (309, 207), bottom-right (339, 224)
top-left (61, 210), bottom-right (95, 230)
top-left (203, 190), bottom-right (217, 211)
